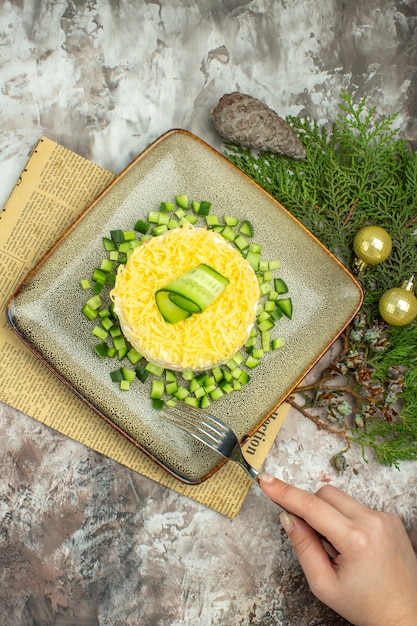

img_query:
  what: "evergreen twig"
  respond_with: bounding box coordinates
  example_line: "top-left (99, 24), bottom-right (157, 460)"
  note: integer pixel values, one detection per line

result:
top-left (225, 91), bottom-right (417, 468)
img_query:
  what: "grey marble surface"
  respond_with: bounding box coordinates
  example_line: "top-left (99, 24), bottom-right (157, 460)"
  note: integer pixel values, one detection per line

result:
top-left (1, 2), bottom-right (417, 625)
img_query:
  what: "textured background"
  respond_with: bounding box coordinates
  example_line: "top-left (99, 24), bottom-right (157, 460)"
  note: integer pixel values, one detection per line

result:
top-left (1, 2), bottom-right (417, 625)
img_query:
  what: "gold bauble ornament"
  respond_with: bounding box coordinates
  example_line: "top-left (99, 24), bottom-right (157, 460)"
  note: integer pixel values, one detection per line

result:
top-left (352, 226), bottom-right (392, 274)
top-left (379, 277), bottom-right (417, 326)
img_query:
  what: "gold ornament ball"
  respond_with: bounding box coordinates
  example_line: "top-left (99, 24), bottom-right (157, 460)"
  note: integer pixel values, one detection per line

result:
top-left (379, 278), bottom-right (417, 326)
top-left (352, 226), bottom-right (392, 273)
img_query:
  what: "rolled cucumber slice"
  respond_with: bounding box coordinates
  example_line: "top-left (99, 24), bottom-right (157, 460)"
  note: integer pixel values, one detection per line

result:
top-left (155, 264), bottom-right (230, 324)
top-left (154, 291), bottom-right (192, 324)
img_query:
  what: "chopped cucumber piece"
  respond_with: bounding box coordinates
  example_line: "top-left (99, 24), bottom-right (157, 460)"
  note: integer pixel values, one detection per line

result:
top-left (238, 371), bottom-right (250, 385)
top-left (166, 381), bottom-right (178, 395)
top-left (220, 381), bottom-right (234, 393)
top-left (147, 210), bottom-right (160, 223)
top-left (127, 348), bottom-right (142, 365)
top-left (203, 376), bottom-right (216, 389)
top-left (103, 237), bottom-right (116, 251)
top-left (234, 235), bottom-right (249, 251)
top-left (192, 200), bottom-right (211, 216)
top-left (152, 224), bottom-right (168, 237)
top-left (165, 370), bottom-right (177, 382)
top-left (212, 367), bottom-right (223, 383)
top-left (184, 396), bottom-right (200, 407)
top-left (262, 331), bottom-right (271, 352)
top-left (274, 278), bottom-right (289, 294)
top-left (110, 229), bottom-right (124, 244)
top-left (160, 201), bottom-right (175, 212)
top-left (257, 311), bottom-right (271, 323)
top-left (175, 194), bottom-right (189, 209)
top-left (94, 342), bottom-right (108, 358)
top-left (200, 395), bottom-right (211, 409)
top-left (239, 220), bottom-right (254, 237)
top-left (272, 337), bottom-right (285, 350)
top-left (150, 380), bottom-right (164, 399)
top-left (277, 297), bottom-right (293, 319)
top-left (183, 213), bottom-right (198, 225)
top-left (118, 346), bottom-right (128, 360)
top-left (101, 317), bottom-right (113, 331)
top-left (110, 369), bottom-right (124, 382)
top-left (252, 348), bottom-right (264, 359)
top-left (121, 367), bottom-right (136, 383)
top-left (92, 268), bottom-right (107, 284)
top-left (189, 378), bottom-right (200, 393)
top-left (269, 260), bottom-right (281, 270)
top-left (113, 336), bottom-right (126, 351)
top-left (145, 362), bottom-right (164, 377)
top-left (210, 387), bottom-right (224, 400)
top-left (246, 250), bottom-right (261, 270)
top-left (191, 200), bottom-right (200, 214)
top-left (134, 219), bottom-right (149, 234)
top-left (193, 386), bottom-right (206, 399)
top-left (221, 226), bottom-right (237, 241)
top-left (174, 386), bottom-right (189, 400)
top-left (205, 215), bottom-right (219, 227)
top-left (245, 356), bottom-right (260, 369)
top-left (82, 303), bottom-right (98, 321)
top-left (135, 364), bottom-right (150, 382)
top-left (92, 326), bottom-right (108, 340)
top-left (258, 318), bottom-right (274, 332)
top-left (248, 242), bottom-right (262, 253)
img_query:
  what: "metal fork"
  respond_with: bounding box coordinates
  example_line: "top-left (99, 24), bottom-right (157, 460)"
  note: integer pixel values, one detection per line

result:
top-left (161, 401), bottom-right (337, 554)
top-left (161, 401), bottom-right (260, 482)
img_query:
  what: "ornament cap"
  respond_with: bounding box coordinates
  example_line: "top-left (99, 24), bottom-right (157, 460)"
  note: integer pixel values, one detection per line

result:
top-left (402, 275), bottom-right (415, 292)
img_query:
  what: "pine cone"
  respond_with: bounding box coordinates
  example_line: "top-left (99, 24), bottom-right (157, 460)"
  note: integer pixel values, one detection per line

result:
top-left (212, 92), bottom-right (306, 160)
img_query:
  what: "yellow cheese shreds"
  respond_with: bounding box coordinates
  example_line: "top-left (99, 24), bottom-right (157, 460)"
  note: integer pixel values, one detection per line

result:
top-left (110, 224), bottom-right (261, 370)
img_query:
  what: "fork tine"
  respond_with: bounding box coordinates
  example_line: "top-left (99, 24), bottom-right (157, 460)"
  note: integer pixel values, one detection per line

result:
top-left (164, 402), bottom-right (230, 440)
top-left (161, 401), bottom-right (261, 483)
top-left (162, 405), bottom-right (223, 450)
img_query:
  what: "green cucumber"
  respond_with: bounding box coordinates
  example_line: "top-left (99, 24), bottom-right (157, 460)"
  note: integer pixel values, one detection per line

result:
top-left (274, 278), bottom-right (289, 294)
top-left (175, 194), bottom-right (189, 209)
top-left (277, 297), bottom-right (293, 319)
top-left (239, 220), bottom-right (254, 237)
top-left (154, 291), bottom-right (192, 324)
top-left (155, 264), bottom-right (229, 324)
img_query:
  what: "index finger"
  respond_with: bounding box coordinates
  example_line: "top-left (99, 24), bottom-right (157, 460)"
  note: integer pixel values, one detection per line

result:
top-left (259, 475), bottom-right (352, 548)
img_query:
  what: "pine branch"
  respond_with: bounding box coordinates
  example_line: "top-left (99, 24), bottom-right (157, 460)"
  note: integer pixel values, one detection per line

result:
top-left (225, 90), bottom-right (417, 468)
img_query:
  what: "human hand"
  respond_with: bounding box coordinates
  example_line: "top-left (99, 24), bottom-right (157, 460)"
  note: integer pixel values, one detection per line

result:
top-left (259, 474), bottom-right (417, 626)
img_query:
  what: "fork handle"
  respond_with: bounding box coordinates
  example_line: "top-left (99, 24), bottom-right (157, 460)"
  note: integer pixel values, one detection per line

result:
top-left (235, 447), bottom-right (260, 482)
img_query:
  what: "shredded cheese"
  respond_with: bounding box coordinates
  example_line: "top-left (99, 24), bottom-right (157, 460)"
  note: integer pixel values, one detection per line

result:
top-left (110, 224), bottom-right (261, 370)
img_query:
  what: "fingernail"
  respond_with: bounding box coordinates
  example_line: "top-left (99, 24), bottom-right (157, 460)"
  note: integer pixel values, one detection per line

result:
top-left (258, 472), bottom-right (276, 484)
top-left (279, 511), bottom-right (294, 532)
